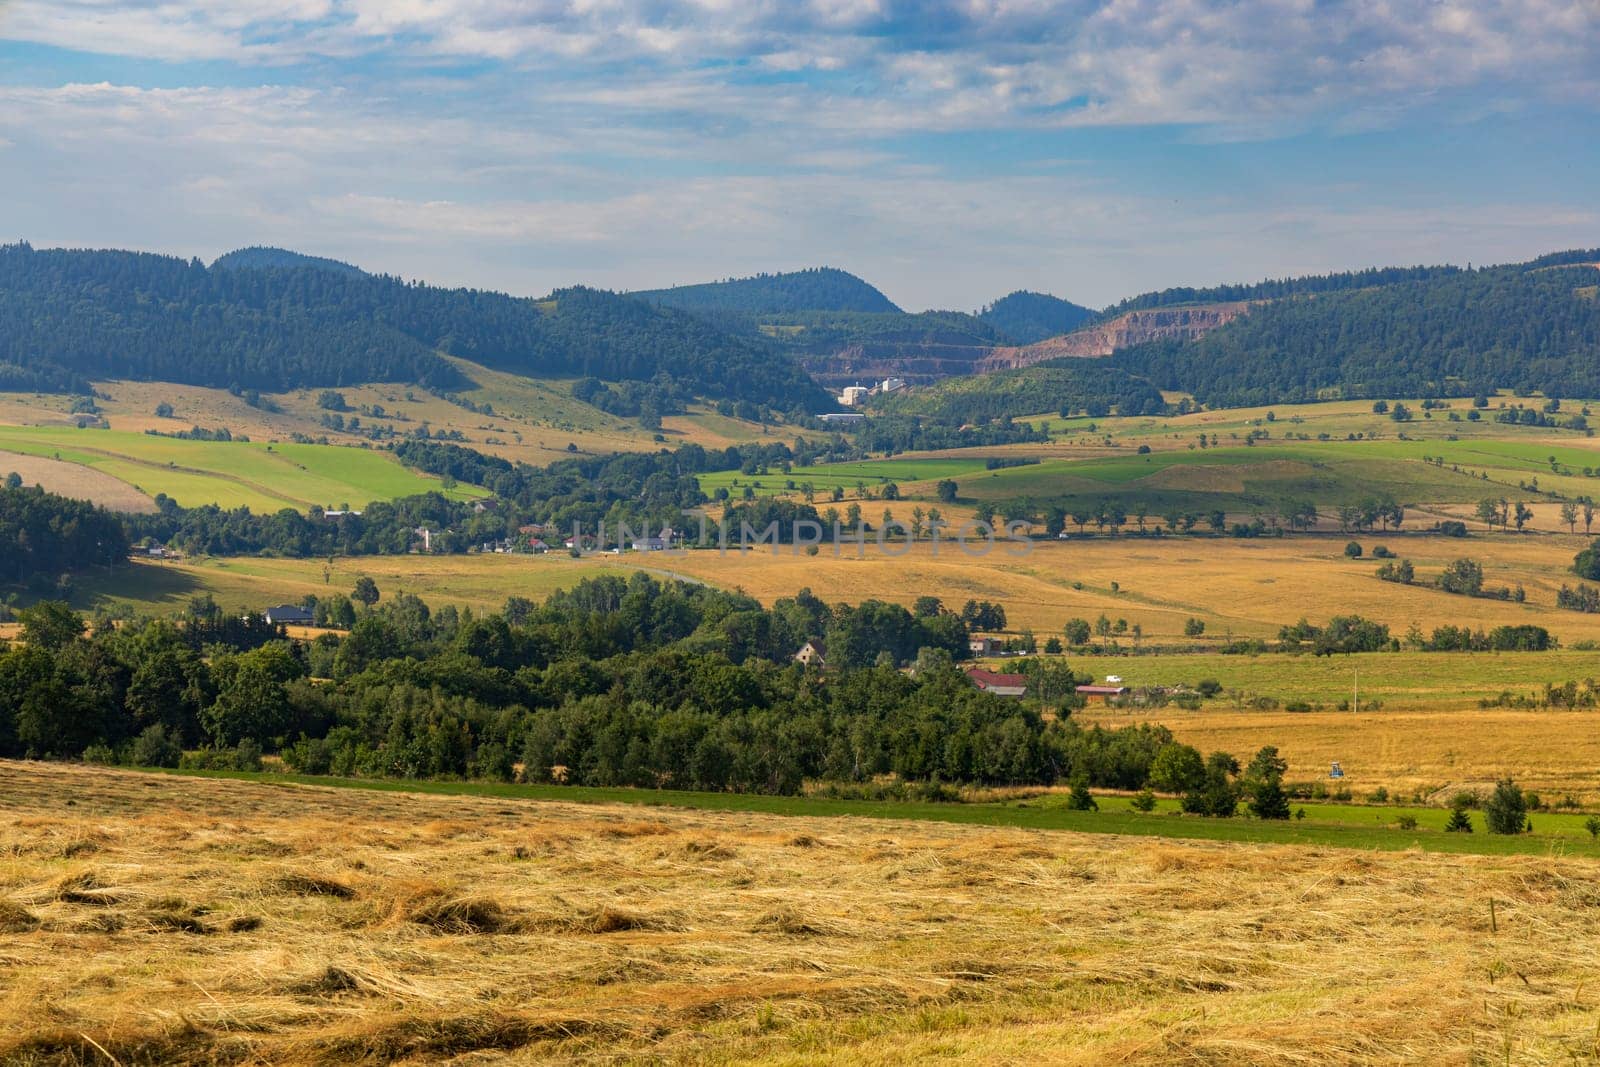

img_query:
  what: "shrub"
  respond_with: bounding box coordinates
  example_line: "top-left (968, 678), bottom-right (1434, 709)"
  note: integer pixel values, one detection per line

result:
top-left (1196, 678), bottom-right (1222, 698)
top-left (1396, 814), bottom-right (1418, 831)
top-left (1183, 617), bottom-right (1206, 637)
top-left (81, 744), bottom-right (117, 766)
top-left (1130, 788), bottom-right (1157, 812)
top-left (1445, 805), bottom-right (1474, 833)
top-left (1585, 816), bottom-right (1600, 840)
top-left (1368, 786), bottom-right (1390, 804)
top-left (1066, 777), bottom-right (1098, 811)
top-left (130, 725), bottom-right (181, 769)
top-left (1372, 545), bottom-right (1394, 559)
top-left (1344, 541), bottom-right (1363, 558)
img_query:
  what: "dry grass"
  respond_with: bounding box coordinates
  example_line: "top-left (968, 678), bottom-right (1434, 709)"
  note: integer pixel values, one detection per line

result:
top-left (1082, 706), bottom-right (1600, 802)
top-left (0, 453), bottom-right (157, 513)
top-left (3, 763), bottom-right (1600, 1064)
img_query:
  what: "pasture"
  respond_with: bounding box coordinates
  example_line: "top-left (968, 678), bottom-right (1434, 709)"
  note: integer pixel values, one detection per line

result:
top-left (3, 761), bottom-right (1600, 1064)
top-left (0, 425), bottom-right (486, 512)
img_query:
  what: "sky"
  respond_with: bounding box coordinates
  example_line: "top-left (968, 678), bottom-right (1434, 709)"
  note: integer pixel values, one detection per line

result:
top-left (0, 1), bottom-right (1597, 311)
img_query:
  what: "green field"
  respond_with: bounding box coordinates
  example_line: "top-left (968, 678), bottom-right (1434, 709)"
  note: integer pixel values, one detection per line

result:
top-left (155, 765), bottom-right (1600, 859)
top-left (699, 457), bottom-right (992, 497)
top-left (0, 424), bottom-right (487, 511)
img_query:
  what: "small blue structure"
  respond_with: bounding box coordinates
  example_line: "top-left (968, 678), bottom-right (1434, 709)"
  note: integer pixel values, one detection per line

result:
top-left (1329, 761), bottom-right (1345, 779)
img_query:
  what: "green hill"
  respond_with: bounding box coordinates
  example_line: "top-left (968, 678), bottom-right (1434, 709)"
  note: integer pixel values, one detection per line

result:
top-left (211, 246), bottom-right (367, 276)
top-left (632, 267), bottom-right (900, 314)
top-left (979, 291), bottom-right (1096, 344)
top-left (1112, 252), bottom-right (1600, 405)
top-left (0, 244), bottom-right (829, 412)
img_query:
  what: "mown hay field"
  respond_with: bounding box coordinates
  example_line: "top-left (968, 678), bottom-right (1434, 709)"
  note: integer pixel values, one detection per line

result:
top-left (4, 761), bottom-right (1600, 1065)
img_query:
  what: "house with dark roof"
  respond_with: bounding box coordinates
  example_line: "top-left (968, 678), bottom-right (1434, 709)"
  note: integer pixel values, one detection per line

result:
top-left (263, 604), bottom-right (314, 626)
top-left (965, 666), bottom-right (1027, 698)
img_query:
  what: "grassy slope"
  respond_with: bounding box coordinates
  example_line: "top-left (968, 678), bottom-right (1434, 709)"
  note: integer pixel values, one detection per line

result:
top-left (0, 425), bottom-right (486, 511)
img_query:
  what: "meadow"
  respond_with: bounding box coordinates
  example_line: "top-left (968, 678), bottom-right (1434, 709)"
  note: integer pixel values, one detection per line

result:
top-left (4, 761), bottom-right (1600, 1065)
top-left (0, 425), bottom-right (486, 512)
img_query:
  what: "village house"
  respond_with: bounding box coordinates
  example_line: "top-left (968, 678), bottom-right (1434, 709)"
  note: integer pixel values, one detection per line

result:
top-left (968, 636), bottom-right (998, 655)
top-left (965, 666), bottom-right (1027, 698)
top-left (262, 604), bottom-right (314, 626)
top-left (793, 640), bottom-right (828, 669)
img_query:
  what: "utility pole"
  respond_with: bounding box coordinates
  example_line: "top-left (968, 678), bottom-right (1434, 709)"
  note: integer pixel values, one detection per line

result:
top-left (1353, 668), bottom-right (1358, 713)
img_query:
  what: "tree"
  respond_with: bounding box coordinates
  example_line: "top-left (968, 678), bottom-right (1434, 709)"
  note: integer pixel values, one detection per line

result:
top-left (1585, 815), bottom-right (1600, 840)
top-left (1561, 500), bottom-right (1580, 533)
top-left (1130, 788), bottom-right (1157, 812)
top-left (1513, 501), bottom-right (1534, 533)
top-left (1437, 558), bottom-right (1484, 596)
top-left (1043, 637), bottom-right (1063, 654)
top-left (154, 401), bottom-right (174, 418)
top-left (935, 479), bottom-right (958, 503)
top-left (17, 601), bottom-right (85, 651)
top-left (912, 596), bottom-right (944, 618)
top-left (1183, 617), bottom-right (1205, 637)
top-left (1344, 541), bottom-right (1362, 559)
top-left (1147, 743), bottom-right (1205, 793)
top-left (1484, 778), bottom-right (1530, 834)
top-left (1475, 498), bottom-right (1501, 530)
top-left (1445, 803), bottom-right (1473, 833)
top-left (351, 576), bottom-right (380, 607)
top-left (1062, 618), bottom-right (1091, 646)
top-left (1066, 776), bottom-right (1098, 811)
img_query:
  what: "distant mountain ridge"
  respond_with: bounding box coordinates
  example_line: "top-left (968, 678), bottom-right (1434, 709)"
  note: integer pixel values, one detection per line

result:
top-left (631, 267), bottom-right (901, 315)
top-left (212, 246), bottom-right (367, 277)
top-left (0, 244), bottom-right (829, 411)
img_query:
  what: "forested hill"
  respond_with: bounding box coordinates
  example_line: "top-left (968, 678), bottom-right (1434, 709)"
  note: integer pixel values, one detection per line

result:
top-left (979, 291), bottom-right (1096, 344)
top-left (1103, 264), bottom-right (1464, 315)
top-left (632, 267), bottom-right (901, 314)
top-left (0, 244), bottom-right (830, 411)
top-left (211, 246), bottom-right (366, 276)
top-left (1111, 255), bottom-right (1600, 405)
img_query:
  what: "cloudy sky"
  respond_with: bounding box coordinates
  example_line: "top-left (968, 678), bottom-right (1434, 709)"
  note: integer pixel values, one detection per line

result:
top-left (1, 1), bottom-right (1596, 309)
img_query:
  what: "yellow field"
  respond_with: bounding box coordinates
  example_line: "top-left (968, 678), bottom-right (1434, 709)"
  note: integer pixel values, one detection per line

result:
top-left (3, 761), bottom-right (1599, 1064)
top-left (600, 533), bottom-right (1600, 642)
top-left (79, 555), bottom-right (632, 618)
top-left (1081, 707), bottom-right (1600, 802)
top-left (78, 523), bottom-right (1600, 647)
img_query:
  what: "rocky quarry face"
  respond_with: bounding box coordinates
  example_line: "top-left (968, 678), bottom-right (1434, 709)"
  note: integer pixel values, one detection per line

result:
top-left (977, 302), bottom-right (1252, 372)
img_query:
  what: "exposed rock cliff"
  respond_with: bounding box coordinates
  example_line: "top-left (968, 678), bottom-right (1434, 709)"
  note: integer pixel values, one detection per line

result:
top-left (977, 302), bottom-right (1251, 372)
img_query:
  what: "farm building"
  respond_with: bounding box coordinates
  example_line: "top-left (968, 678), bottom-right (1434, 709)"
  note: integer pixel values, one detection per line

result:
top-left (794, 640), bottom-right (828, 669)
top-left (1076, 684), bottom-right (1128, 701)
top-left (262, 604), bottom-right (314, 626)
top-left (966, 667), bottom-right (1027, 698)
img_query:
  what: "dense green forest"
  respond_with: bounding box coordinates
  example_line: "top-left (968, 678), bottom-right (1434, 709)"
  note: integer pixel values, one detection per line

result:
top-left (979, 291), bottom-right (1096, 344)
top-left (631, 267), bottom-right (900, 314)
top-left (1105, 263), bottom-right (1465, 314)
top-left (878, 360), bottom-right (1166, 422)
top-left (211, 246), bottom-right (366, 276)
top-left (0, 484), bottom-right (129, 591)
top-left (0, 579), bottom-right (1170, 796)
top-left (1113, 260), bottom-right (1600, 405)
top-left (0, 244), bottom-right (829, 410)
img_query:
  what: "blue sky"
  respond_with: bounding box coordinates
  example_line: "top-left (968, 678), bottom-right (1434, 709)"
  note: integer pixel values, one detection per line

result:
top-left (1, 1), bottom-right (1596, 310)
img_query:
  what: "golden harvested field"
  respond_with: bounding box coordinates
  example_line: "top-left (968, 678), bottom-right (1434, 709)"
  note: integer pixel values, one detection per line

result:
top-left (1080, 707), bottom-right (1600, 802)
top-left (600, 533), bottom-right (1600, 642)
top-left (77, 525), bottom-right (1600, 646)
top-left (5, 761), bottom-right (1600, 1065)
